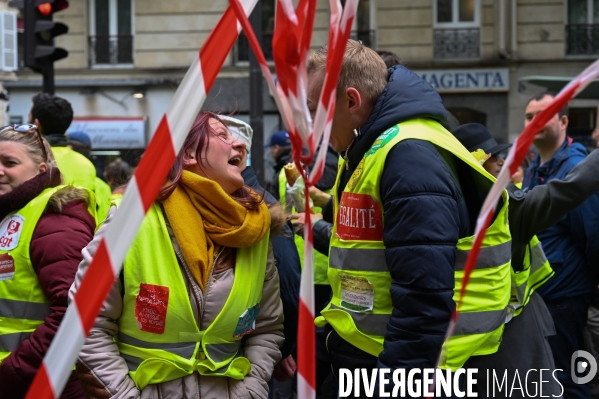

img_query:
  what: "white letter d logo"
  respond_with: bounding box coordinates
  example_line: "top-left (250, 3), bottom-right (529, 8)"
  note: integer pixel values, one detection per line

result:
top-left (571, 350), bottom-right (598, 384)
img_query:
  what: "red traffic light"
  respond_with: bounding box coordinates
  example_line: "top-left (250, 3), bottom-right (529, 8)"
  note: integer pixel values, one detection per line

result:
top-left (37, 0), bottom-right (69, 15)
top-left (37, 2), bottom-right (51, 15)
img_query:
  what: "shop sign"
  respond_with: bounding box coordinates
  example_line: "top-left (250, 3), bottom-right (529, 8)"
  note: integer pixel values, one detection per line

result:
top-left (67, 117), bottom-right (146, 149)
top-left (413, 68), bottom-right (509, 93)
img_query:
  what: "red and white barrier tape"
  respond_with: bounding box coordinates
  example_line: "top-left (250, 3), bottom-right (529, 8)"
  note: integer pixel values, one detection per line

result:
top-left (233, 0), bottom-right (357, 395)
top-left (440, 58), bottom-right (599, 365)
top-left (24, 2), bottom-right (258, 397)
top-left (272, 1), bottom-right (358, 396)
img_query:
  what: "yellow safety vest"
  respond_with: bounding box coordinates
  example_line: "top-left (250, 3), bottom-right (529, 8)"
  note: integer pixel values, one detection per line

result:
top-left (114, 203), bottom-right (270, 390)
top-left (278, 168), bottom-right (330, 285)
top-left (52, 147), bottom-right (105, 225)
top-left (0, 186), bottom-right (95, 363)
top-left (94, 177), bottom-right (112, 226)
top-left (315, 119), bottom-right (512, 370)
top-left (511, 235), bottom-right (554, 316)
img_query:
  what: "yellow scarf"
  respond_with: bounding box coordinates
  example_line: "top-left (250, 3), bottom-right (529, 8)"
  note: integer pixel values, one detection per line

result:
top-left (162, 170), bottom-right (270, 291)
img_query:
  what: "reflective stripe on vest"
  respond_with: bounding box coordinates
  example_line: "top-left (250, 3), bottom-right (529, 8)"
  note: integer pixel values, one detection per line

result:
top-left (329, 247), bottom-right (386, 272)
top-left (455, 242), bottom-right (511, 271)
top-left (0, 187), bottom-right (65, 363)
top-left (0, 331), bottom-right (32, 352)
top-left (115, 203), bottom-right (269, 390)
top-left (118, 332), bottom-right (198, 359)
top-left (315, 119), bottom-right (512, 370)
top-left (0, 298), bottom-right (50, 320)
top-left (278, 168), bottom-right (331, 285)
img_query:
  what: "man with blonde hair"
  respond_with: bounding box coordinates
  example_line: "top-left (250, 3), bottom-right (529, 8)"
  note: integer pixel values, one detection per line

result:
top-left (309, 40), bottom-right (512, 395)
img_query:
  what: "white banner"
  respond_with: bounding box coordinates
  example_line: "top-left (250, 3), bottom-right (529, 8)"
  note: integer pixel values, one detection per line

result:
top-left (67, 118), bottom-right (146, 149)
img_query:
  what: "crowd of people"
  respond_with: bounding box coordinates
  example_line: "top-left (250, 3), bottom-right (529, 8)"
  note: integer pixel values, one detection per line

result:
top-left (1, 39), bottom-right (599, 399)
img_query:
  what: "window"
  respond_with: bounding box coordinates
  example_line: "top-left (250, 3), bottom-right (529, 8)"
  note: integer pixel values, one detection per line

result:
top-left (566, 0), bottom-right (599, 55)
top-left (434, 0), bottom-right (480, 59)
top-left (435, 0), bottom-right (478, 27)
top-left (568, 107), bottom-right (596, 150)
top-left (89, 0), bottom-right (133, 66)
top-left (0, 11), bottom-right (17, 72)
top-left (236, 0), bottom-right (275, 63)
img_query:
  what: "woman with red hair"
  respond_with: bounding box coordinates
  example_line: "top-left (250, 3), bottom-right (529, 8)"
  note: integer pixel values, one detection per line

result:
top-left (71, 111), bottom-right (285, 399)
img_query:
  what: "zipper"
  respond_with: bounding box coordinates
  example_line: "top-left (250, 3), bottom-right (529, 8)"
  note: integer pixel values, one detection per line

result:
top-left (181, 374), bottom-right (188, 399)
top-left (325, 329), bottom-right (337, 379)
top-left (200, 247), bottom-right (223, 329)
top-left (196, 373), bottom-right (202, 399)
top-left (175, 248), bottom-right (203, 326)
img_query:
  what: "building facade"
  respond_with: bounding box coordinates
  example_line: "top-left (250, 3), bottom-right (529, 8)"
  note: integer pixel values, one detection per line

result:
top-left (1, 0), bottom-right (598, 175)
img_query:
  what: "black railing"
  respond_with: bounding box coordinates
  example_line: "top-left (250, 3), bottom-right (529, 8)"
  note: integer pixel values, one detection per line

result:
top-left (236, 32), bottom-right (274, 62)
top-left (89, 35), bottom-right (133, 65)
top-left (350, 30), bottom-right (376, 48)
top-left (434, 28), bottom-right (480, 59)
top-left (566, 24), bottom-right (599, 55)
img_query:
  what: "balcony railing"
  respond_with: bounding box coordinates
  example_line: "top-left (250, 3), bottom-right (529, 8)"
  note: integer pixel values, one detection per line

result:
top-left (236, 32), bottom-right (274, 63)
top-left (434, 28), bottom-right (480, 59)
top-left (350, 30), bottom-right (376, 48)
top-left (89, 35), bottom-right (133, 66)
top-left (566, 24), bottom-right (599, 55)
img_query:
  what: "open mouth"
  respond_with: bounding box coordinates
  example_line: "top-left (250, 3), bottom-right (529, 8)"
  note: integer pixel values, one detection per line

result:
top-left (228, 156), bottom-right (242, 167)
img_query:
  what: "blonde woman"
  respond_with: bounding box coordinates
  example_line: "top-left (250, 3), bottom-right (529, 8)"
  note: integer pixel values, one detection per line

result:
top-left (0, 124), bottom-right (95, 398)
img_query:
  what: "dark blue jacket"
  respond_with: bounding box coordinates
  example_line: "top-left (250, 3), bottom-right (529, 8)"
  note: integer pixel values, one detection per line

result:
top-left (334, 66), bottom-right (473, 372)
top-left (242, 166), bottom-right (301, 358)
top-left (523, 138), bottom-right (599, 301)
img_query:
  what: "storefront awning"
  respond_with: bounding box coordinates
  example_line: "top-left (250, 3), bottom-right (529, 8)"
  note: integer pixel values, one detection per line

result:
top-left (519, 76), bottom-right (599, 99)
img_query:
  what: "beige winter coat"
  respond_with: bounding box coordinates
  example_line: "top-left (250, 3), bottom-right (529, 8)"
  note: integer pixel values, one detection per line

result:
top-left (68, 205), bottom-right (285, 399)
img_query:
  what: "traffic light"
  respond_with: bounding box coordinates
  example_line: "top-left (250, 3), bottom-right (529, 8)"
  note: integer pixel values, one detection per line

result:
top-left (8, 0), bottom-right (69, 94)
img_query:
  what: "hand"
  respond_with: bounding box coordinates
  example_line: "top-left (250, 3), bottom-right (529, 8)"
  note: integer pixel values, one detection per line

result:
top-left (272, 355), bottom-right (297, 382)
top-left (75, 362), bottom-right (112, 399)
top-left (309, 186), bottom-right (332, 208)
top-left (290, 212), bottom-right (322, 236)
top-left (593, 129), bottom-right (599, 148)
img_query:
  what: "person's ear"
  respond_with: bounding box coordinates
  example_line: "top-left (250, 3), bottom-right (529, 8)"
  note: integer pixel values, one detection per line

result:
top-left (34, 118), bottom-right (43, 134)
top-left (560, 115), bottom-right (569, 129)
top-left (345, 87), bottom-right (362, 114)
top-left (182, 148), bottom-right (198, 167)
top-left (38, 162), bottom-right (47, 173)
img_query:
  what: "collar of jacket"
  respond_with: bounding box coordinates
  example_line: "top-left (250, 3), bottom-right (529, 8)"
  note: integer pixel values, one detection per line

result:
top-left (346, 65), bottom-right (447, 169)
top-left (45, 134), bottom-right (68, 147)
top-left (273, 148), bottom-right (292, 171)
top-left (241, 166), bottom-right (276, 205)
top-left (0, 167), bottom-right (62, 220)
top-left (530, 137), bottom-right (572, 176)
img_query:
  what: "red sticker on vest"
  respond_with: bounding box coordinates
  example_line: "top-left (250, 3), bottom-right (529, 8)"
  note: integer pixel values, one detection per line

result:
top-left (0, 214), bottom-right (24, 251)
top-left (336, 193), bottom-right (383, 241)
top-left (135, 283), bottom-right (169, 334)
top-left (0, 253), bottom-right (15, 281)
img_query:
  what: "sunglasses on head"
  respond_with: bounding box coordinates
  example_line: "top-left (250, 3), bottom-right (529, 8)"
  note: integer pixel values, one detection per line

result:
top-left (0, 124), bottom-right (48, 162)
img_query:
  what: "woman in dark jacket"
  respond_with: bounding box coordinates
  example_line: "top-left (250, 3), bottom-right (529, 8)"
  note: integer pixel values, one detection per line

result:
top-left (0, 124), bottom-right (95, 398)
